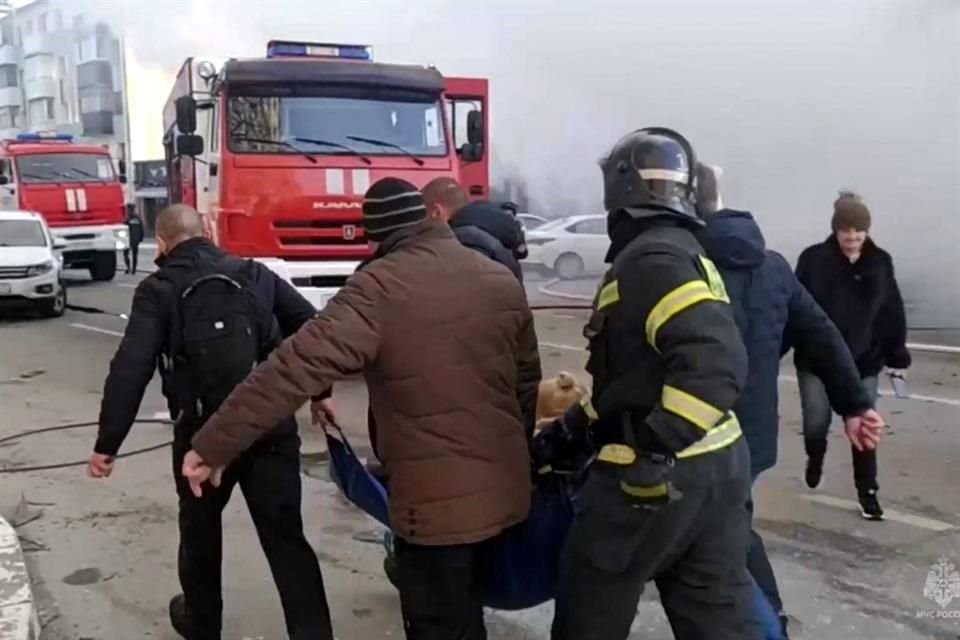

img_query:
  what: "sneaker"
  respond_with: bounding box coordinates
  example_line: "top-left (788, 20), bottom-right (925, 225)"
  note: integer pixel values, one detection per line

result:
top-left (858, 489), bottom-right (884, 521)
top-left (804, 454), bottom-right (823, 489)
top-left (168, 593), bottom-right (191, 639)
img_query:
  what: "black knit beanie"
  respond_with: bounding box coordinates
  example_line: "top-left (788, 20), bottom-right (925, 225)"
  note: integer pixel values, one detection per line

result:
top-left (831, 191), bottom-right (871, 232)
top-left (362, 178), bottom-right (427, 242)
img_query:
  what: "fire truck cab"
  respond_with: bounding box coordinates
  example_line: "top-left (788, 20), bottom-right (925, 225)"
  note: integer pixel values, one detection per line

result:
top-left (163, 41), bottom-right (490, 309)
top-left (0, 133), bottom-right (129, 282)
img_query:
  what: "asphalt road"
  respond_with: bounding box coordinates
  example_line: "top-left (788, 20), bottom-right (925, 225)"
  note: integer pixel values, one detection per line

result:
top-left (1, 260), bottom-right (959, 639)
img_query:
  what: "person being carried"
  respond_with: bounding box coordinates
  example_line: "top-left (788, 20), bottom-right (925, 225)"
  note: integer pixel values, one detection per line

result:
top-left (183, 178), bottom-right (541, 640)
top-left (88, 204), bottom-right (332, 640)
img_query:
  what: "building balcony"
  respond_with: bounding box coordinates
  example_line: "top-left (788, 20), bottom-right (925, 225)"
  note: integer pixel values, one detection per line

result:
top-left (24, 76), bottom-right (56, 101)
top-left (21, 33), bottom-right (52, 58)
top-left (0, 45), bottom-right (18, 66)
top-left (0, 86), bottom-right (20, 108)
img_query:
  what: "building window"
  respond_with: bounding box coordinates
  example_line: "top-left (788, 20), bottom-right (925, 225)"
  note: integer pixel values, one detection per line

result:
top-left (0, 65), bottom-right (17, 89)
top-left (54, 10), bottom-right (63, 31)
top-left (96, 36), bottom-right (110, 59)
top-left (24, 20), bottom-right (33, 36)
top-left (27, 98), bottom-right (54, 123)
top-left (24, 55), bottom-right (53, 81)
top-left (114, 91), bottom-right (123, 115)
top-left (38, 14), bottom-right (47, 34)
top-left (73, 14), bottom-right (84, 29)
top-left (79, 86), bottom-right (113, 113)
top-left (0, 106), bottom-right (21, 129)
top-left (1, 22), bottom-right (13, 46)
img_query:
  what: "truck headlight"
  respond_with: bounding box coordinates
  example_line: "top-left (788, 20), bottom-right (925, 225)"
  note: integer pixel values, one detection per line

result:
top-left (26, 260), bottom-right (55, 277)
top-left (115, 229), bottom-right (128, 239)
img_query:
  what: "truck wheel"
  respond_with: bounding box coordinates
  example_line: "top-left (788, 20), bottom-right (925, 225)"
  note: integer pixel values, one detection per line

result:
top-left (554, 253), bottom-right (585, 281)
top-left (89, 252), bottom-right (117, 282)
top-left (39, 282), bottom-right (67, 318)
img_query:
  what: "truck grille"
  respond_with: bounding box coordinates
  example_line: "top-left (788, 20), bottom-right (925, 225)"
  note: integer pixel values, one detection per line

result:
top-left (273, 220), bottom-right (367, 247)
top-left (0, 267), bottom-right (30, 279)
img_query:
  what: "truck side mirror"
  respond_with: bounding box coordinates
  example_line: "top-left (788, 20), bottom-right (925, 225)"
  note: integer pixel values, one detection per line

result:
top-left (118, 174), bottom-right (128, 184)
top-left (466, 109), bottom-right (484, 145)
top-left (118, 159), bottom-right (127, 175)
top-left (176, 134), bottom-right (204, 157)
top-left (0, 175), bottom-right (8, 186)
top-left (459, 142), bottom-right (484, 163)
top-left (175, 95), bottom-right (198, 134)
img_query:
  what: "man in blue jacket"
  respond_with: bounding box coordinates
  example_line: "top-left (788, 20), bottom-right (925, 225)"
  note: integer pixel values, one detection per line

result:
top-left (696, 164), bottom-right (884, 639)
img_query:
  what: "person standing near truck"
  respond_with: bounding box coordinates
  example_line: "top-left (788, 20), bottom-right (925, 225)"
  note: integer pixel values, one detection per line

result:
top-left (795, 192), bottom-right (911, 520)
top-left (123, 204), bottom-right (144, 274)
top-left (87, 204), bottom-right (333, 640)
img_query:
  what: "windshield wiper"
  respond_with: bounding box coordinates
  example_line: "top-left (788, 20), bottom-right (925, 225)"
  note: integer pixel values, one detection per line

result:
top-left (232, 136), bottom-right (318, 164)
top-left (346, 136), bottom-right (425, 166)
top-left (21, 172), bottom-right (60, 183)
top-left (292, 137), bottom-right (372, 165)
top-left (64, 168), bottom-right (106, 181)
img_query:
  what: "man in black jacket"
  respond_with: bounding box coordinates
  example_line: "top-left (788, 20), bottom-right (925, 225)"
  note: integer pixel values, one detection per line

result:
top-left (796, 192), bottom-right (911, 520)
top-left (422, 177), bottom-right (526, 281)
top-left (696, 164), bottom-right (884, 638)
top-left (87, 204), bottom-right (333, 640)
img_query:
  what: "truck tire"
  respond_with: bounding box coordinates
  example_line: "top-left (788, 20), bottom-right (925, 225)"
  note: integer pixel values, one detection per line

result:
top-left (89, 252), bottom-right (117, 282)
top-left (39, 282), bottom-right (67, 318)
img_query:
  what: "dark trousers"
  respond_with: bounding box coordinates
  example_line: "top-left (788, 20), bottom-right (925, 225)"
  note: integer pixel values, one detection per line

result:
top-left (551, 448), bottom-right (760, 640)
top-left (123, 242), bottom-right (140, 273)
top-left (394, 538), bottom-right (487, 640)
top-left (798, 372), bottom-right (880, 492)
top-left (173, 431), bottom-right (333, 640)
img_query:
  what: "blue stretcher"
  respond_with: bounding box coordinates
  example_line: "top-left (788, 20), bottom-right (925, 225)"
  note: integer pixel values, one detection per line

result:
top-left (323, 422), bottom-right (576, 611)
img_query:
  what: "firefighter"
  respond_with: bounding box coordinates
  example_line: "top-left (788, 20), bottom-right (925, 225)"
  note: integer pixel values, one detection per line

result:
top-left (547, 128), bottom-right (759, 640)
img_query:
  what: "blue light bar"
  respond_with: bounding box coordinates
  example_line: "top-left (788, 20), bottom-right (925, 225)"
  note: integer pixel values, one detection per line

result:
top-left (16, 132), bottom-right (73, 142)
top-left (266, 40), bottom-right (372, 61)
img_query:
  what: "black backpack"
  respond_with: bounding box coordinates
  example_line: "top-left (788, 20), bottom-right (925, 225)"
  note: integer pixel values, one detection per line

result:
top-left (165, 259), bottom-right (278, 426)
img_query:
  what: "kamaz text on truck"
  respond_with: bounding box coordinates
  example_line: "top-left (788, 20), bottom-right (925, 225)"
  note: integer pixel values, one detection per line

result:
top-left (0, 133), bottom-right (129, 282)
top-left (163, 40), bottom-right (490, 309)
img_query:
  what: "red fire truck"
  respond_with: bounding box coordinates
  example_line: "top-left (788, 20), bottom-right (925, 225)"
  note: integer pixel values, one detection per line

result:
top-left (163, 40), bottom-right (490, 308)
top-left (0, 133), bottom-right (128, 281)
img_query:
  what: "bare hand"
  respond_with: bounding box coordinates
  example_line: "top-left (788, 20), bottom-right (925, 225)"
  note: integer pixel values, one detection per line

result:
top-left (844, 415), bottom-right (882, 452)
top-left (181, 450), bottom-right (223, 498)
top-left (311, 398), bottom-right (336, 426)
top-left (87, 453), bottom-right (115, 478)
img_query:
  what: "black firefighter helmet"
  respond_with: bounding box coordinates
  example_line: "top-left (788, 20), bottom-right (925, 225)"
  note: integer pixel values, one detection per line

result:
top-left (600, 127), bottom-right (700, 225)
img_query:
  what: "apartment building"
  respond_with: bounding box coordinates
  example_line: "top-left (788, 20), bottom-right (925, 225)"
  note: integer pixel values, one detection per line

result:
top-left (0, 0), bottom-right (130, 190)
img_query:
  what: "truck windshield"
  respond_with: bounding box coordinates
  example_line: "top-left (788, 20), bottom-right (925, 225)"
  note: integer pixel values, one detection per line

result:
top-left (0, 220), bottom-right (46, 247)
top-left (15, 154), bottom-right (116, 184)
top-left (228, 95), bottom-right (447, 158)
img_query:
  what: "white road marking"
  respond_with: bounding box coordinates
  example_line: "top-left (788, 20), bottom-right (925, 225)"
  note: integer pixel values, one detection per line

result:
top-left (801, 494), bottom-right (955, 532)
top-left (540, 341), bottom-right (584, 352)
top-left (151, 411), bottom-right (171, 420)
top-left (69, 323), bottom-right (124, 337)
top-left (116, 282), bottom-right (137, 288)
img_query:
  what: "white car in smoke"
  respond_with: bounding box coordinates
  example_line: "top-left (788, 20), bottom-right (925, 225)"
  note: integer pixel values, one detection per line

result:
top-left (523, 214), bottom-right (610, 280)
top-left (0, 210), bottom-right (67, 317)
top-left (516, 213), bottom-right (550, 231)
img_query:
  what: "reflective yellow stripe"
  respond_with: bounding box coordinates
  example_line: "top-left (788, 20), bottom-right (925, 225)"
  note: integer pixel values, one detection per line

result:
top-left (677, 414), bottom-right (742, 459)
top-left (597, 444), bottom-right (636, 465)
top-left (645, 280), bottom-right (717, 346)
top-left (698, 255), bottom-right (731, 303)
top-left (620, 481), bottom-right (668, 498)
top-left (581, 396), bottom-right (599, 423)
top-left (597, 279), bottom-right (620, 310)
top-left (662, 385), bottom-right (724, 432)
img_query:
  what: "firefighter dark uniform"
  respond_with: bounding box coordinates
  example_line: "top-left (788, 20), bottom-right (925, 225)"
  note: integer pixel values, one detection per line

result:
top-left (549, 128), bottom-right (759, 640)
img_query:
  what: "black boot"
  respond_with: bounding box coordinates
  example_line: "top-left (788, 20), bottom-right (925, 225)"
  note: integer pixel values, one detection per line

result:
top-left (804, 438), bottom-right (827, 489)
top-left (169, 594), bottom-right (190, 638)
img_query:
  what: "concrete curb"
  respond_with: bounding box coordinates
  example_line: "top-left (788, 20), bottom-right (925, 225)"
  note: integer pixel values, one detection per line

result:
top-left (0, 515), bottom-right (40, 640)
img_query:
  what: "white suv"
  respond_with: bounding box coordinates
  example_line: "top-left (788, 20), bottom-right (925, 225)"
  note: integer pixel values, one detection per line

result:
top-left (0, 210), bottom-right (67, 317)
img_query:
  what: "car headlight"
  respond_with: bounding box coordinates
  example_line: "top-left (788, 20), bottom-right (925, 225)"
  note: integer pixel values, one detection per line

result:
top-left (26, 260), bottom-right (55, 277)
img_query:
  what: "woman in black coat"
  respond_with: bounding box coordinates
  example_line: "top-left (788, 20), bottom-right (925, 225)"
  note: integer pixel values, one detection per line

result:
top-left (795, 192), bottom-right (911, 521)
